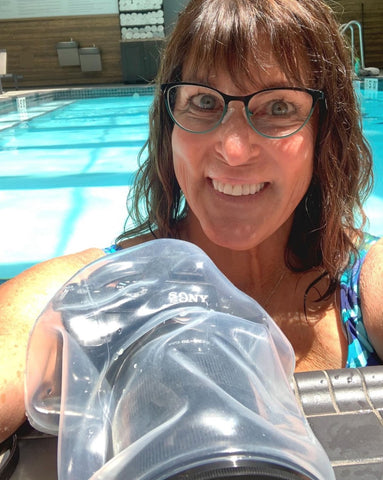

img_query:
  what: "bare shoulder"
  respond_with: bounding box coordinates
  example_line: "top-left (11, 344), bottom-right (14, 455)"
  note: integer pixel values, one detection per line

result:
top-left (0, 247), bottom-right (105, 441)
top-left (0, 248), bottom-right (106, 335)
top-left (0, 245), bottom-right (107, 342)
top-left (359, 237), bottom-right (383, 360)
top-left (359, 237), bottom-right (383, 298)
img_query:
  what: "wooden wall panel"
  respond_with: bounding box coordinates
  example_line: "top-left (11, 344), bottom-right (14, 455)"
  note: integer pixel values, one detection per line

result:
top-left (0, 15), bottom-right (122, 88)
top-left (329, 0), bottom-right (383, 69)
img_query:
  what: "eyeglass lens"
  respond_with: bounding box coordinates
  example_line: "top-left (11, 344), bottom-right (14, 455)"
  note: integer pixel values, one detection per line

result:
top-left (166, 84), bottom-right (316, 138)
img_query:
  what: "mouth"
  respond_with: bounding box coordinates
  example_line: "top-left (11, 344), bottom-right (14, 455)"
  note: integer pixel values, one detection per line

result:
top-left (212, 179), bottom-right (266, 197)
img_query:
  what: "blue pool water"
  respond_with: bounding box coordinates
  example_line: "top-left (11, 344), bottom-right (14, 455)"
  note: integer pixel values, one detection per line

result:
top-left (359, 87), bottom-right (383, 234)
top-left (0, 93), bottom-right (152, 278)
top-left (0, 86), bottom-right (382, 279)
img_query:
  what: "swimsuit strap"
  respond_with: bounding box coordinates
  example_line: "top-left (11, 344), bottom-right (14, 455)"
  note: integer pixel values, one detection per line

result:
top-left (103, 244), bottom-right (121, 254)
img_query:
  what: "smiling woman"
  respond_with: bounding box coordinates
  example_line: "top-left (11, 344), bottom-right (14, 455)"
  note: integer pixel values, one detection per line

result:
top-left (0, 0), bottom-right (382, 448)
top-left (117, 0), bottom-right (381, 372)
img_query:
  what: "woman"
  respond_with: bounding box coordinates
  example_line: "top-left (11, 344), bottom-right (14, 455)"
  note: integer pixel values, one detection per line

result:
top-left (1, 0), bottom-right (382, 443)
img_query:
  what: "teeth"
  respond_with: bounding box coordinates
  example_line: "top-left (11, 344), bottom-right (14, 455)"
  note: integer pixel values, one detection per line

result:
top-left (212, 180), bottom-right (265, 196)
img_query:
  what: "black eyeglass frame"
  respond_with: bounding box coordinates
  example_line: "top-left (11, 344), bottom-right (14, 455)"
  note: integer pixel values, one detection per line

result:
top-left (161, 82), bottom-right (326, 138)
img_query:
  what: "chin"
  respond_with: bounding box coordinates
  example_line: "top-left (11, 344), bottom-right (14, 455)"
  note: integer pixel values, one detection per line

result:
top-left (205, 227), bottom-right (260, 251)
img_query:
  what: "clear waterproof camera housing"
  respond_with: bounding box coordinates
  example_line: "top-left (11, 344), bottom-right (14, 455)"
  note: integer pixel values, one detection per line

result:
top-left (25, 239), bottom-right (335, 480)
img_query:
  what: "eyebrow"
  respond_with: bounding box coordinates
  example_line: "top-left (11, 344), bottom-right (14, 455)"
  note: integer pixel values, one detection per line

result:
top-left (181, 78), bottom-right (300, 92)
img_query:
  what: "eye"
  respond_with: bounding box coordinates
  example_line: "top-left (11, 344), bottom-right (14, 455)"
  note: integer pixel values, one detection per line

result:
top-left (191, 93), bottom-right (219, 111)
top-left (270, 100), bottom-right (294, 116)
top-left (248, 91), bottom-right (302, 119)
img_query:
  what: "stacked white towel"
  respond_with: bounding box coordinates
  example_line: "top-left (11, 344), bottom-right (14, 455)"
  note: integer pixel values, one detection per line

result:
top-left (120, 10), bottom-right (164, 26)
top-left (121, 25), bottom-right (165, 39)
top-left (119, 0), bottom-right (163, 12)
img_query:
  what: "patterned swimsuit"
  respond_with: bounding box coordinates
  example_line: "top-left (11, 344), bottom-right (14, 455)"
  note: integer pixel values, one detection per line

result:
top-left (340, 233), bottom-right (382, 367)
top-left (105, 234), bottom-right (382, 368)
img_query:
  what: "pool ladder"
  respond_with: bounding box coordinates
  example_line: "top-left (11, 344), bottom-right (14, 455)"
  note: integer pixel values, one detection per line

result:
top-left (340, 20), bottom-right (365, 72)
top-left (340, 20), bottom-right (380, 77)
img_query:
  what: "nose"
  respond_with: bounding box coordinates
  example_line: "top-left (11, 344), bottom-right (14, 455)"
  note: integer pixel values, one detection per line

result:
top-left (217, 105), bottom-right (260, 166)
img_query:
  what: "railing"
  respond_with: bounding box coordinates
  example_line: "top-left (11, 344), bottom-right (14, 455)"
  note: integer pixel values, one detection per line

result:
top-left (340, 20), bottom-right (365, 71)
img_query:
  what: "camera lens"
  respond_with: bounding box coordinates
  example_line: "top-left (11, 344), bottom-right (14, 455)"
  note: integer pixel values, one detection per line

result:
top-left (165, 461), bottom-right (313, 479)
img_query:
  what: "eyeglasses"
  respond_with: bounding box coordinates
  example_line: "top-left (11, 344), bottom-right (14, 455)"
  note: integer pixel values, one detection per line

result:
top-left (161, 82), bottom-right (325, 138)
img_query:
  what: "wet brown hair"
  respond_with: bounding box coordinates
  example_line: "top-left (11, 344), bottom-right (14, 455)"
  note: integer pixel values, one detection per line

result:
top-left (117, 0), bottom-right (373, 297)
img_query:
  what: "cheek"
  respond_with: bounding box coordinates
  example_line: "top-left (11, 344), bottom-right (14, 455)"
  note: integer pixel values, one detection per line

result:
top-left (274, 130), bottom-right (315, 210)
top-left (171, 128), bottom-right (202, 191)
top-left (171, 130), bottom-right (187, 189)
top-left (279, 128), bottom-right (315, 177)
top-left (172, 127), bottom-right (198, 158)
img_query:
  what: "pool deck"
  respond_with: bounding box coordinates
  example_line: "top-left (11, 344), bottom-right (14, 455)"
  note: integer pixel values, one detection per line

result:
top-left (0, 82), bottom-right (153, 97)
top-left (0, 82), bottom-right (155, 105)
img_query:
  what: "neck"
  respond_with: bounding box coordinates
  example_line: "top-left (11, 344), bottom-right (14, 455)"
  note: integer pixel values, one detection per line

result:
top-left (179, 213), bottom-right (290, 303)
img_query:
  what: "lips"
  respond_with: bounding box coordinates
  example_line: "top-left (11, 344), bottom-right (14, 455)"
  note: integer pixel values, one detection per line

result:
top-left (212, 179), bottom-right (266, 196)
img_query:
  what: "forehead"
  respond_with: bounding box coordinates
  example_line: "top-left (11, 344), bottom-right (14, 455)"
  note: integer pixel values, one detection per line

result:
top-left (210, 67), bottom-right (291, 91)
top-left (182, 61), bottom-right (299, 93)
top-left (181, 40), bottom-right (310, 91)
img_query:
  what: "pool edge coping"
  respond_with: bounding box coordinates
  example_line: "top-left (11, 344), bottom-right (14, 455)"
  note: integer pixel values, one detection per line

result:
top-left (0, 83), bottom-right (156, 115)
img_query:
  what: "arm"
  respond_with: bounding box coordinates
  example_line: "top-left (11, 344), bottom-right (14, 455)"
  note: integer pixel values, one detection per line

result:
top-left (0, 248), bottom-right (105, 442)
top-left (359, 238), bottom-right (383, 361)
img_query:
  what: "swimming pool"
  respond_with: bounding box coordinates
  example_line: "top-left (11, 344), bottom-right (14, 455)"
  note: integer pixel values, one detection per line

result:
top-left (358, 83), bottom-right (383, 236)
top-left (0, 83), bottom-right (382, 279)
top-left (0, 88), bottom-right (153, 278)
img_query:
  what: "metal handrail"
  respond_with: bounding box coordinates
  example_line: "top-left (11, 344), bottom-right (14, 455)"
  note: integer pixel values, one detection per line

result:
top-left (340, 20), bottom-right (365, 70)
